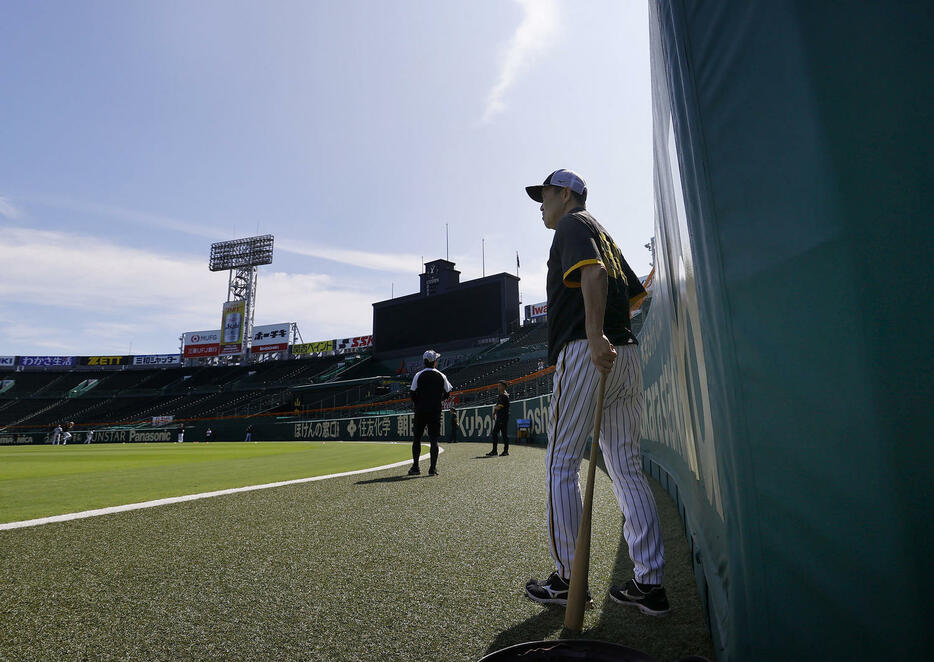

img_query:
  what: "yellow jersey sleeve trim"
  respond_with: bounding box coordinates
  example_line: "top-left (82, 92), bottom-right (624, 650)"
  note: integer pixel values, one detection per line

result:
top-left (562, 259), bottom-right (602, 287)
top-left (629, 290), bottom-right (647, 308)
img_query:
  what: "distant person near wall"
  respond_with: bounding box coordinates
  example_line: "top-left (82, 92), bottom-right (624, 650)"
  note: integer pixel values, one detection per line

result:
top-left (486, 381), bottom-right (510, 456)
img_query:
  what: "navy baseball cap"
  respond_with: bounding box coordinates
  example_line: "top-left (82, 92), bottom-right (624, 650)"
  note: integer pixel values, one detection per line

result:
top-left (525, 169), bottom-right (588, 203)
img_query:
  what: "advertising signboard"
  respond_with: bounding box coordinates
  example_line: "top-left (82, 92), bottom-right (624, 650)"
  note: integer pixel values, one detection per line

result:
top-left (79, 356), bottom-right (133, 366)
top-left (17, 356), bottom-right (77, 367)
top-left (251, 323), bottom-right (291, 353)
top-left (133, 354), bottom-right (181, 366)
top-left (0, 356), bottom-right (15, 367)
top-left (292, 340), bottom-right (334, 355)
top-left (524, 301), bottom-right (548, 321)
top-left (182, 330), bottom-right (221, 358)
top-left (219, 301), bottom-right (246, 355)
top-left (286, 394), bottom-right (550, 443)
top-left (336, 335), bottom-right (373, 351)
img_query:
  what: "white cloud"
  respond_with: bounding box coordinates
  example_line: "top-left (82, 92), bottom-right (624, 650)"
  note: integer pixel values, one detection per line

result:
top-left (0, 226), bottom-right (383, 354)
top-left (26, 194), bottom-right (418, 273)
top-left (483, 0), bottom-right (560, 123)
top-left (0, 195), bottom-right (21, 220)
top-left (0, 226), bottom-right (217, 313)
top-left (25, 194), bottom-right (224, 241)
top-left (256, 272), bottom-right (376, 340)
top-left (276, 237), bottom-right (421, 274)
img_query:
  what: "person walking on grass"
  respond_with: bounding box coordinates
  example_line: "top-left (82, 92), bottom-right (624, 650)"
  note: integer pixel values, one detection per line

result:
top-left (408, 350), bottom-right (452, 477)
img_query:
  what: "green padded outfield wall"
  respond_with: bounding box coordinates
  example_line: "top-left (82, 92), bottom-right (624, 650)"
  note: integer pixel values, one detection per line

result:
top-left (0, 396), bottom-right (552, 446)
top-left (646, 1), bottom-right (933, 659)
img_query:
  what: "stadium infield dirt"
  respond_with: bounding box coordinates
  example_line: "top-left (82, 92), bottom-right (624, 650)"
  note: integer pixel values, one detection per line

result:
top-left (0, 442), bottom-right (714, 661)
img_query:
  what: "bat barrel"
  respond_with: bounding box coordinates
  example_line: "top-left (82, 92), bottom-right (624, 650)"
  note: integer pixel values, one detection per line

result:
top-left (564, 373), bottom-right (608, 631)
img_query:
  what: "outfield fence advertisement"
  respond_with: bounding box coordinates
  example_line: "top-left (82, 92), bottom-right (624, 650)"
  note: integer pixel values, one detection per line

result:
top-left (290, 392), bottom-right (547, 443)
top-left (0, 428), bottom-right (175, 445)
top-left (0, 433), bottom-right (35, 445)
top-left (0, 356), bottom-right (15, 367)
top-left (285, 394), bottom-right (549, 443)
top-left (0, 394), bottom-right (552, 446)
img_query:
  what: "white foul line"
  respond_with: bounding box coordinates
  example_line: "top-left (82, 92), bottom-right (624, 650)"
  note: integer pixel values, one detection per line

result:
top-left (1, 446), bottom-right (442, 531)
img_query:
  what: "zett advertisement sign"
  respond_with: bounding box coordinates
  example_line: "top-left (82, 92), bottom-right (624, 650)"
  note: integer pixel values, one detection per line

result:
top-left (79, 356), bottom-right (133, 366)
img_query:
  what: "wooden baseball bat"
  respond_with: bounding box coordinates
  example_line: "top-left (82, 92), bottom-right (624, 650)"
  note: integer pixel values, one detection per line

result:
top-left (564, 372), bottom-right (607, 631)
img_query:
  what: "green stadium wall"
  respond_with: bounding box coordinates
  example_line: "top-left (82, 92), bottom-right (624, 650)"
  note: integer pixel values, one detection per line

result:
top-left (0, 395), bottom-right (552, 446)
top-left (647, 1), bottom-right (932, 660)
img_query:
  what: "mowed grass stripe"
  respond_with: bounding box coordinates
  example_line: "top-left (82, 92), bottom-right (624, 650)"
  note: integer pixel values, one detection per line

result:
top-left (0, 443), bottom-right (714, 662)
top-left (0, 442), bottom-right (414, 523)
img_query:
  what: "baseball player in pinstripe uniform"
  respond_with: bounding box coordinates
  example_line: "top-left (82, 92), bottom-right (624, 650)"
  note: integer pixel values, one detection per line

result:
top-left (523, 170), bottom-right (669, 616)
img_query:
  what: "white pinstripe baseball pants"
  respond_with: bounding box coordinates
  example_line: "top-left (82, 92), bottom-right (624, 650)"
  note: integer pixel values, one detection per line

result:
top-left (546, 339), bottom-right (665, 584)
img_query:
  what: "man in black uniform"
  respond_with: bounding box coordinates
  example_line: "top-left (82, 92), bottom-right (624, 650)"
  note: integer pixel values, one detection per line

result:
top-left (522, 169), bottom-right (668, 615)
top-left (408, 349), bottom-right (453, 476)
top-left (486, 380), bottom-right (511, 456)
top-left (449, 407), bottom-right (459, 443)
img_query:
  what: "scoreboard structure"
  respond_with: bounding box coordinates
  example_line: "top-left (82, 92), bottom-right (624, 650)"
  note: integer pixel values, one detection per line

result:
top-left (372, 259), bottom-right (519, 356)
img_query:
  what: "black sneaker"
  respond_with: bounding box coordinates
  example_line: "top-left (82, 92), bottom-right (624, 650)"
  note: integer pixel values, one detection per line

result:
top-left (428, 467), bottom-right (438, 476)
top-left (609, 579), bottom-right (670, 616)
top-left (485, 450), bottom-right (498, 456)
top-left (407, 466), bottom-right (420, 476)
top-left (499, 450), bottom-right (509, 456)
top-left (525, 572), bottom-right (592, 607)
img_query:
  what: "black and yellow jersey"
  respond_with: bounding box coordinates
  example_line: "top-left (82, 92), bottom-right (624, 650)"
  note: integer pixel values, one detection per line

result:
top-left (546, 208), bottom-right (646, 365)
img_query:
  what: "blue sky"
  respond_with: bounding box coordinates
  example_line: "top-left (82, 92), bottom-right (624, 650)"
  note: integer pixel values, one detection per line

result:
top-left (0, 0), bottom-right (653, 356)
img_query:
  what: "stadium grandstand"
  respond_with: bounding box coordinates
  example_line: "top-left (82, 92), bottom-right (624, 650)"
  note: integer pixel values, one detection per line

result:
top-left (0, 258), bottom-right (653, 444)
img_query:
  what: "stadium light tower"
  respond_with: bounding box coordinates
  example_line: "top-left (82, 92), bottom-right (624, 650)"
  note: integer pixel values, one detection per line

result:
top-left (209, 234), bottom-right (274, 361)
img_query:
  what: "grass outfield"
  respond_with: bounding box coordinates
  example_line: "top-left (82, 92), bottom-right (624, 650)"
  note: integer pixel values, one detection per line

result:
top-left (0, 442), bottom-right (714, 661)
top-left (0, 442), bottom-right (414, 524)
